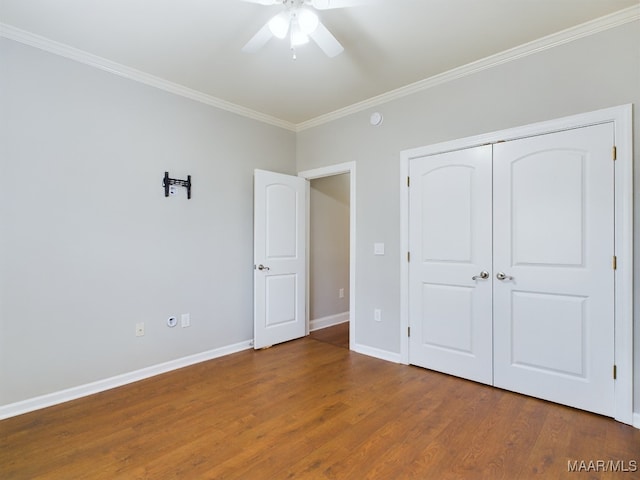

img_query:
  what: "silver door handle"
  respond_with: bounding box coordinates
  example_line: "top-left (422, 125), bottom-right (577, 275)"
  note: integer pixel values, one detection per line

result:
top-left (496, 272), bottom-right (513, 281)
top-left (257, 264), bottom-right (270, 271)
top-left (472, 271), bottom-right (489, 280)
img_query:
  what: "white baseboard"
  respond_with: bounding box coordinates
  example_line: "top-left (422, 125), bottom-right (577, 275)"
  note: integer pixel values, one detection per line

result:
top-left (0, 340), bottom-right (253, 420)
top-left (309, 312), bottom-right (349, 332)
top-left (633, 412), bottom-right (640, 429)
top-left (353, 343), bottom-right (402, 364)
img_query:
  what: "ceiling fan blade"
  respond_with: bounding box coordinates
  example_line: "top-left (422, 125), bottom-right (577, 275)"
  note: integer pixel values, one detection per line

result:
top-left (242, 23), bottom-right (274, 53)
top-left (309, 22), bottom-right (344, 57)
top-left (309, 0), bottom-right (367, 9)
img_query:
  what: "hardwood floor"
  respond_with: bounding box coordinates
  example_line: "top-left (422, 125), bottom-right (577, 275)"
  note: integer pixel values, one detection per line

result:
top-left (309, 322), bottom-right (349, 349)
top-left (1, 335), bottom-right (638, 479)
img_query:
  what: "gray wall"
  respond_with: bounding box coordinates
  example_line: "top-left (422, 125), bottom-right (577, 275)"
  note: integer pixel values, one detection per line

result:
top-left (296, 21), bottom-right (640, 411)
top-left (1, 19), bottom-right (638, 416)
top-left (0, 39), bottom-right (296, 405)
top-left (309, 174), bottom-right (350, 321)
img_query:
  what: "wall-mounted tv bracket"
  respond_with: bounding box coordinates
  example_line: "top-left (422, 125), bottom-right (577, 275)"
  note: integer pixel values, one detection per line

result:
top-left (163, 171), bottom-right (192, 199)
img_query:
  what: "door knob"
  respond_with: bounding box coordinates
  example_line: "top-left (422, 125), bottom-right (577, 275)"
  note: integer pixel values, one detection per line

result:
top-left (472, 271), bottom-right (490, 280)
top-left (257, 264), bottom-right (270, 271)
top-left (496, 272), bottom-right (513, 281)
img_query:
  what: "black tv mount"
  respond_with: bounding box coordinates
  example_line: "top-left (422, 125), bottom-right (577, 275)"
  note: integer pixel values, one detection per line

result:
top-left (163, 171), bottom-right (192, 199)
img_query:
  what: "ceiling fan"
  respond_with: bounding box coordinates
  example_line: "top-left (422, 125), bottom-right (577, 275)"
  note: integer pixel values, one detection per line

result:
top-left (241, 0), bottom-right (365, 58)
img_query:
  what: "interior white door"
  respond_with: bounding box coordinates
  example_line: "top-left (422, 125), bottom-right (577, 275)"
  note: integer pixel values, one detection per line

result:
top-left (492, 123), bottom-right (615, 416)
top-left (408, 145), bottom-right (493, 385)
top-left (254, 169), bottom-right (307, 349)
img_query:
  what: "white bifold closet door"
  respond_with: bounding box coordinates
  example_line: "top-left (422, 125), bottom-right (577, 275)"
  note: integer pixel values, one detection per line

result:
top-left (408, 145), bottom-right (493, 385)
top-left (409, 123), bottom-right (615, 416)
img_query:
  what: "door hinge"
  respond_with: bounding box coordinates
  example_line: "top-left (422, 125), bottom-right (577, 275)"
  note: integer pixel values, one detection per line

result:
top-left (613, 364), bottom-right (617, 380)
top-left (407, 251), bottom-right (410, 262)
top-left (613, 256), bottom-right (617, 270)
top-left (408, 326), bottom-right (411, 337)
top-left (612, 146), bottom-right (617, 161)
top-left (407, 176), bottom-right (410, 187)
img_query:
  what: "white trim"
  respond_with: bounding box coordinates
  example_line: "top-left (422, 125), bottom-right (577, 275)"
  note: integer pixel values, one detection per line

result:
top-left (1, 6), bottom-right (637, 132)
top-left (612, 105), bottom-right (634, 426)
top-left (296, 6), bottom-right (639, 131)
top-left (309, 312), bottom-right (349, 332)
top-left (400, 104), bottom-right (633, 425)
top-left (400, 157), bottom-right (410, 365)
top-left (299, 162), bottom-right (356, 351)
top-left (633, 413), bottom-right (640, 429)
top-left (298, 161), bottom-right (355, 178)
top-left (0, 23), bottom-right (296, 132)
top-left (0, 340), bottom-right (253, 420)
top-left (353, 343), bottom-right (402, 364)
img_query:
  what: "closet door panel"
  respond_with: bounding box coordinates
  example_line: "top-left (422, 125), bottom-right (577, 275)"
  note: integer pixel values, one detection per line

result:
top-left (408, 146), bottom-right (493, 385)
top-left (492, 123), bottom-right (615, 416)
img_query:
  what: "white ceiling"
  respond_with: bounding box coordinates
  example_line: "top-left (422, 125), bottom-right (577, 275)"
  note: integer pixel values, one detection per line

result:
top-left (0, 0), bottom-right (637, 127)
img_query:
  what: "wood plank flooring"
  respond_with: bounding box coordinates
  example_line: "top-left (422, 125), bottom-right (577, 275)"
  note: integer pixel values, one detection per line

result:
top-left (1, 331), bottom-right (639, 479)
top-left (309, 322), bottom-right (349, 349)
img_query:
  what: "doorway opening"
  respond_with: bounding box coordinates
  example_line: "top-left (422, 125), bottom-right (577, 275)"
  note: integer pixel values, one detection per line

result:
top-left (299, 162), bottom-right (356, 351)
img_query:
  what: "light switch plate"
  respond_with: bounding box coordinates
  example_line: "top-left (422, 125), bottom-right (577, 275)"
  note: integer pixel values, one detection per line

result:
top-left (374, 243), bottom-right (385, 255)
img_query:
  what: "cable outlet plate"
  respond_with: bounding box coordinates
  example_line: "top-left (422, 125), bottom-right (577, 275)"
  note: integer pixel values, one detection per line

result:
top-left (135, 322), bottom-right (145, 337)
top-left (167, 316), bottom-right (177, 328)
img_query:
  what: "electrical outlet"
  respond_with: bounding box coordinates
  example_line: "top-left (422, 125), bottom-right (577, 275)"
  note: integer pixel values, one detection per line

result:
top-left (181, 313), bottom-right (190, 328)
top-left (339, 288), bottom-right (344, 299)
top-left (374, 309), bottom-right (382, 322)
top-left (135, 322), bottom-right (145, 337)
top-left (167, 316), bottom-right (177, 328)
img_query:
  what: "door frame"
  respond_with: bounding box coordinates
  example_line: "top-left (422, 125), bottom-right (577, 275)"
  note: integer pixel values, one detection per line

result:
top-left (299, 162), bottom-right (356, 351)
top-left (399, 104), bottom-right (633, 425)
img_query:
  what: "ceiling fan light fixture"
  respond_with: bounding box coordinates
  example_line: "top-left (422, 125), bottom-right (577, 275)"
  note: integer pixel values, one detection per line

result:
top-left (298, 8), bottom-right (319, 35)
top-left (290, 20), bottom-right (310, 46)
top-left (243, 0), bottom-right (345, 58)
top-left (268, 12), bottom-right (290, 39)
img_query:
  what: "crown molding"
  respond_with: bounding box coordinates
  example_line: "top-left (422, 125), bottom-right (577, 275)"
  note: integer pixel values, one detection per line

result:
top-left (0, 23), bottom-right (297, 132)
top-left (296, 5), bottom-right (640, 131)
top-left (2, 5), bottom-right (638, 133)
